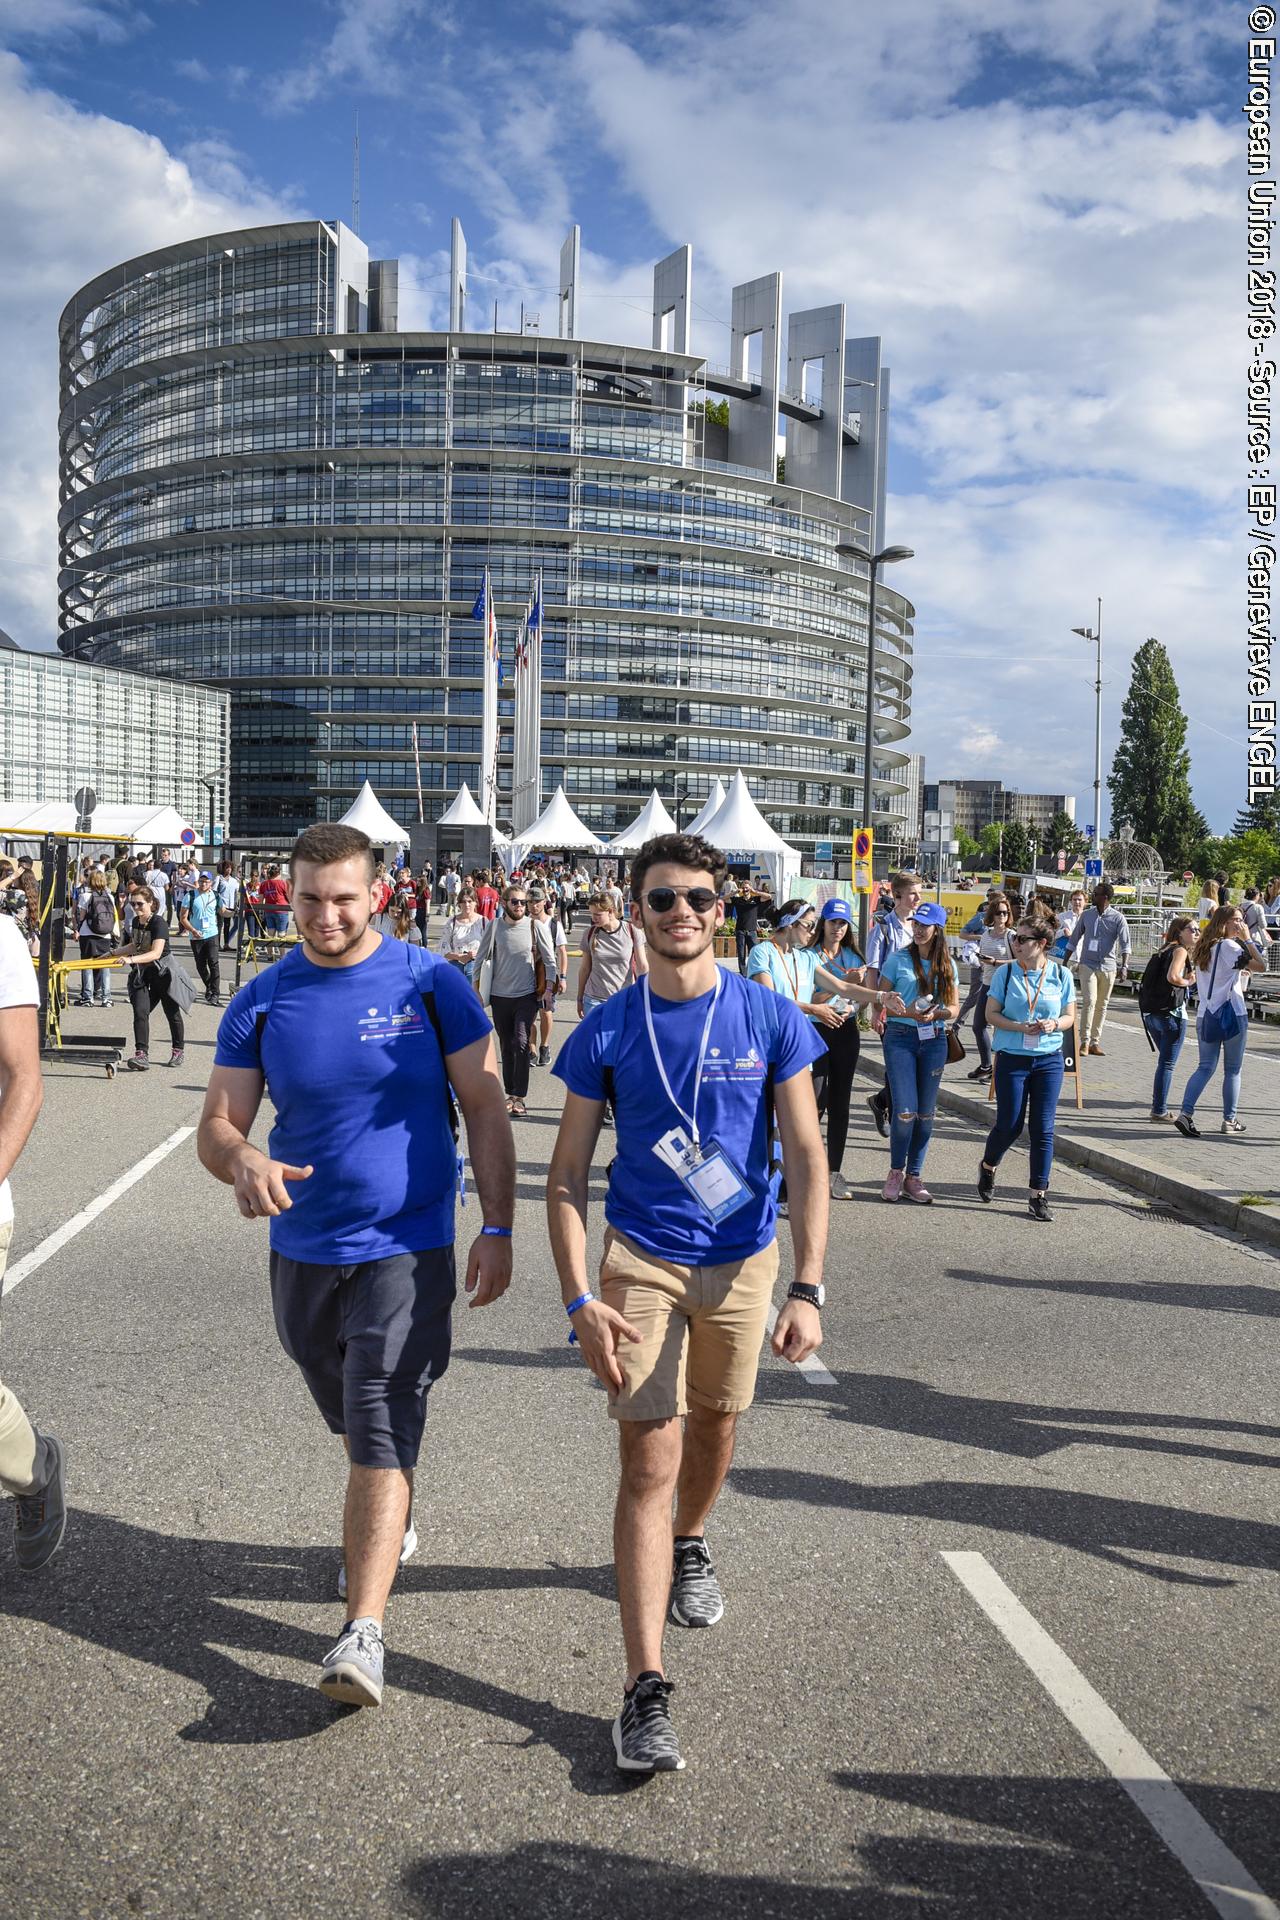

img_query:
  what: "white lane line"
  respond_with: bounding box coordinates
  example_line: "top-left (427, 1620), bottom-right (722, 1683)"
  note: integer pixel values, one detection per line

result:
top-left (942, 1550), bottom-right (1279, 1920)
top-left (765, 1302), bottom-right (837, 1386)
top-left (3, 1127), bottom-right (195, 1299)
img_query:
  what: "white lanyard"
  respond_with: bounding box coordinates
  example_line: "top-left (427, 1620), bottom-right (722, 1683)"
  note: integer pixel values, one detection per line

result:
top-left (642, 972), bottom-right (722, 1151)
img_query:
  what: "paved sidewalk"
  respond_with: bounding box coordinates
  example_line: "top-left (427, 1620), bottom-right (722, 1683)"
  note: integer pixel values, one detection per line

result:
top-left (860, 994), bottom-right (1280, 1250)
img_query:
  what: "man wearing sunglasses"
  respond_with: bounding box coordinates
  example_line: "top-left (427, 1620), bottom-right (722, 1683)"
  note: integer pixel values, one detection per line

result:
top-left (548, 832), bottom-right (829, 1776)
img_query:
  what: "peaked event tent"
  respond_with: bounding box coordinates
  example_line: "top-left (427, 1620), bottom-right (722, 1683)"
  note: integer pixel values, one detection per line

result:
top-left (608, 788), bottom-right (680, 852)
top-left (436, 782), bottom-right (489, 827)
top-left (505, 785), bottom-right (604, 863)
top-left (0, 802), bottom-right (196, 844)
top-left (684, 779), bottom-right (727, 837)
top-left (701, 771), bottom-right (803, 900)
top-left (336, 781), bottom-right (411, 845)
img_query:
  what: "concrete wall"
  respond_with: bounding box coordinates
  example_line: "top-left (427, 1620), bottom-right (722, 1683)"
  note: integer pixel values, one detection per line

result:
top-left (785, 304), bottom-right (845, 497)
top-left (728, 272), bottom-right (782, 477)
top-left (652, 245), bottom-right (692, 353)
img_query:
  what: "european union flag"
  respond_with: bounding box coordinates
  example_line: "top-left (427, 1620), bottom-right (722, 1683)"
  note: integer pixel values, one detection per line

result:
top-left (471, 579), bottom-right (487, 622)
top-left (528, 574), bottom-right (543, 635)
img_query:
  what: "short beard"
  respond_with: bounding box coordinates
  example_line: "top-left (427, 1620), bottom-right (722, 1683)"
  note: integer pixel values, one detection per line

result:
top-left (301, 920), bottom-right (372, 959)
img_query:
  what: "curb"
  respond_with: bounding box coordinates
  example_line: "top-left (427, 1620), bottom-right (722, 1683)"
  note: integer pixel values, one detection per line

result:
top-left (853, 1056), bottom-right (1280, 1255)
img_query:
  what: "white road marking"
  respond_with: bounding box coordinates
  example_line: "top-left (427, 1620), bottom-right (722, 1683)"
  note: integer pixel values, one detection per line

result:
top-left (943, 1550), bottom-right (1279, 1920)
top-left (766, 1302), bottom-right (837, 1386)
top-left (3, 1127), bottom-right (196, 1299)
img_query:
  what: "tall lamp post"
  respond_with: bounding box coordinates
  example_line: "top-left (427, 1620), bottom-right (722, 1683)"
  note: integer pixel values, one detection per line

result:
top-left (198, 771), bottom-right (219, 855)
top-left (836, 541), bottom-right (915, 951)
top-left (1071, 598), bottom-right (1103, 855)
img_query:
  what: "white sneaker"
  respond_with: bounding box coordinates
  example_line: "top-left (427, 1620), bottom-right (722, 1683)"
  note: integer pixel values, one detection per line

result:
top-left (1221, 1118), bottom-right (1247, 1134)
top-left (337, 1519), bottom-right (419, 1602)
top-left (829, 1171), bottom-right (852, 1200)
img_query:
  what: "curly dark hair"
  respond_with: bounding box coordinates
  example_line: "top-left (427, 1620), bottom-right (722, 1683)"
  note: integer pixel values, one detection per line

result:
top-left (629, 833), bottom-right (727, 899)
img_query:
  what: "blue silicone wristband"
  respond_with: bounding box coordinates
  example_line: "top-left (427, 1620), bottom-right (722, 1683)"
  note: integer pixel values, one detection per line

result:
top-left (481, 1225), bottom-right (512, 1238)
top-left (565, 1290), bottom-right (595, 1317)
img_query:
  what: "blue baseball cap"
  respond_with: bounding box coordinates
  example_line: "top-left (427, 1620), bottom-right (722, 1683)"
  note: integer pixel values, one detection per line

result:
top-left (818, 898), bottom-right (854, 924)
top-left (912, 902), bottom-right (948, 927)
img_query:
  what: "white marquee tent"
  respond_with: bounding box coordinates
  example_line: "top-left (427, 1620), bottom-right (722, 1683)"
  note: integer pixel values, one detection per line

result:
top-left (0, 802), bottom-right (197, 844)
top-left (436, 783), bottom-right (489, 828)
top-left (608, 788), bottom-right (679, 852)
top-left (505, 785), bottom-right (604, 863)
top-left (701, 771), bottom-right (803, 900)
top-left (684, 779), bottom-right (727, 837)
top-left (337, 781), bottom-right (411, 846)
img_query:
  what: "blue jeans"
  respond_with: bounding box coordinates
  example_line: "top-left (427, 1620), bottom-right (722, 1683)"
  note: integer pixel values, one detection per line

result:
top-left (984, 1048), bottom-right (1064, 1191)
top-left (1181, 1018), bottom-right (1248, 1123)
top-left (882, 1023), bottom-right (947, 1176)
top-left (581, 995), bottom-right (607, 1018)
top-left (1143, 1012), bottom-right (1186, 1116)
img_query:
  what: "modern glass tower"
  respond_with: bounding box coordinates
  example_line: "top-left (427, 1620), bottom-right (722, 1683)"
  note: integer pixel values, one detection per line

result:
top-left (58, 220), bottom-right (914, 854)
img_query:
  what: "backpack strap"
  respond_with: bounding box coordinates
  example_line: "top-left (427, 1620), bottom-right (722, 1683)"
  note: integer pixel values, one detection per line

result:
top-left (744, 978), bottom-right (785, 1186)
top-left (402, 944), bottom-right (460, 1142)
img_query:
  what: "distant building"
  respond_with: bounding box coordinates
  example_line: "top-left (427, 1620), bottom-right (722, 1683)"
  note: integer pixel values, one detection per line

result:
top-left (922, 778), bottom-right (1075, 843)
top-left (0, 636), bottom-right (230, 834)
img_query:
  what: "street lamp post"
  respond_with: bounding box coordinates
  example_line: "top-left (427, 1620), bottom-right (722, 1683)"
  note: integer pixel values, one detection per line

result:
top-left (1071, 598), bottom-right (1103, 854)
top-left (198, 772), bottom-right (219, 855)
top-left (836, 541), bottom-right (915, 951)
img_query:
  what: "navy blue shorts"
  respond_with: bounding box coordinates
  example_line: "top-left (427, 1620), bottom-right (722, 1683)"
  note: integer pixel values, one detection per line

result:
top-left (268, 1247), bottom-right (456, 1469)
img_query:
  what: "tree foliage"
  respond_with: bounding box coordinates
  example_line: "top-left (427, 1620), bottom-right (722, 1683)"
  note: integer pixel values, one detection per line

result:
top-left (1000, 819), bottom-right (1030, 874)
top-left (1188, 830), bottom-right (1280, 889)
top-left (1047, 808), bottom-right (1090, 868)
top-left (1107, 638), bottom-right (1204, 867)
top-left (1232, 792), bottom-right (1280, 840)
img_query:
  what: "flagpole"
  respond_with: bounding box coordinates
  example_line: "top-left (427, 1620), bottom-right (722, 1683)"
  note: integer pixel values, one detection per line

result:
top-left (411, 721), bottom-right (424, 825)
top-left (477, 563), bottom-right (498, 825)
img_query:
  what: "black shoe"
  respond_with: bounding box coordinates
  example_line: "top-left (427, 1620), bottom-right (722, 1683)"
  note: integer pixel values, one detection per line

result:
top-left (602, 1105), bottom-right (615, 1130)
top-left (867, 1095), bottom-right (889, 1139)
top-left (613, 1673), bottom-right (685, 1773)
top-left (538, 1045), bottom-right (551, 1067)
top-left (966, 1065), bottom-right (986, 1080)
top-left (977, 1162), bottom-right (995, 1203)
top-left (1028, 1192), bottom-right (1053, 1223)
top-left (1174, 1114), bottom-right (1200, 1139)
top-left (669, 1536), bottom-right (724, 1629)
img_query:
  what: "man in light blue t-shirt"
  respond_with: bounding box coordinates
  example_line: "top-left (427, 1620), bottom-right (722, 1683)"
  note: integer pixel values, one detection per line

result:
top-left (179, 869), bottom-right (222, 1006)
top-left (549, 832), bottom-right (828, 1777)
top-left (198, 824), bottom-right (515, 1714)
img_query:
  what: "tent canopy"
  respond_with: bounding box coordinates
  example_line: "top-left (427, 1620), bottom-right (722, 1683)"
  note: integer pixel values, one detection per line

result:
top-left (336, 780), bottom-right (411, 846)
top-left (685, 779), bottom-right (727, 837)
top-left (506, 784), bottom-right (604, 853)
top-left (0, 802), bottom-right (196, 844)
top-left (702, 771), bottom-right (802, 899)
top-left (437, 782), bottom-right (489, 828)
top-left (608, 788), bottom-right (679, 852)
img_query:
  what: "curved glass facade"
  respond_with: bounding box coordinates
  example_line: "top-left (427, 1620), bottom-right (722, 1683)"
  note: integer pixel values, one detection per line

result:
top-left (59, 222), bottom-right (913, 844)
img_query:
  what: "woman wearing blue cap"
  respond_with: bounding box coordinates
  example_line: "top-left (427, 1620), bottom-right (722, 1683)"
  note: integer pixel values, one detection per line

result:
top-left (873, 903), bottom-right (959, 1203)
top-left (978, 906), bottom-right (1075, 1221)
top-left (809, 901), bottom-right (869, 1199)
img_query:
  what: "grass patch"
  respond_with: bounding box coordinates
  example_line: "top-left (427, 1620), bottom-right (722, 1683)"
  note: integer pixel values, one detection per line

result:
top-left (1238, 1193), bottom-right (1276, 1208)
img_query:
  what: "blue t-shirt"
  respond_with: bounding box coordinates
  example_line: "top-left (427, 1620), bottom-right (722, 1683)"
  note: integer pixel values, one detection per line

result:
top-left (186, 891), bottom-right (218, 939)
top-left (988, 960), bottom-right (1075, 1055)
top-left (214, 938), bottom-right (491, 1262)
top-left (745, 941), bottom-right (819, 1004)
top-left (553, 969), bottom-right (824, 1264)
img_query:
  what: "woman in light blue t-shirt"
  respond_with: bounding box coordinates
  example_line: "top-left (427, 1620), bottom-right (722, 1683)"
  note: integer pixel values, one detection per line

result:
top-left (875, 903), bottom-right (959, 1206)
top-left (978, 908), bottom-right (1075, 1222)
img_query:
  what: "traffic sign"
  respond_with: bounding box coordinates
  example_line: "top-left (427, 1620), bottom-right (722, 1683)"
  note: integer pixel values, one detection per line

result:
top-left (180, 827), bottom-right (196, 846)
top-left (853, 827), bottom-right (874, 894)
top-left (1084, 857), bottom-right (1103, 878)
top-left (1084, 824), bottom-right (1095, 840)
top-left (73, 786), bottom-right (96, 816)
top-left (854, 828), bottom-right (872, 859)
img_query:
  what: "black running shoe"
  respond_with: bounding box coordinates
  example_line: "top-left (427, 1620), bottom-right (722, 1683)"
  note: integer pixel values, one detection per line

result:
top-left (867, 1094), bottom-right (889, 1139)
top-left (1174, 1114), bottom-right (1200, 1139)
top-left (669, 1536), bottom-right (724, 1628)
top-left (613, 1672), bottom-right (685, 1773)
top-left (977, 1162), bottom-right (995, 1203)
top-left (1028, 1192), bottom-right (1053, 1223)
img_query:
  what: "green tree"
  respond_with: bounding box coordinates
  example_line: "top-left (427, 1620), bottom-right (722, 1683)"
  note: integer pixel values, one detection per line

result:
top-left (1046, 808), bottom-right (1089, 869)
top-left (703, 398), bottom-right (730, 428)
top-left (1232, 792), bottom-right (1280, 840)
top-left (1000, 819), bottom-right (1030, 874)
top-left (1107, 638), bottom-right (1204, 867)
top-left (956, 830), bottom-right (981, 870)
top-left (976, 821), bottom-right (1004, 869)
top-left (1189, 830), bottom-right (1280, 889)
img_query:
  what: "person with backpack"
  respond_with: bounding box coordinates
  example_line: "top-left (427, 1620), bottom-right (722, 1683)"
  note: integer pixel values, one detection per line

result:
top-left (75, 869), bottom-right (117, 1007)
top-left (969, 893), bottom-right (1013, 1082)
top-left (527, 886), bottom-right (568, 1066)
top-left (1174, 905), bottom-right (1267, 1137)
top-left (180, 870), bottom-right (223, 1005)
top-left (548, 832), bottom-right (830, 1775)
top-left (977, 907), bottom-right (1076, 1221)
top-left (215, 862), bottom-right (241, 952)
top-left (474, 882), bottom-right (557, 1117)
top-left (872, 903), bottom-right (959, 1204)
top-left (198, 823), bottom-right (513, 1712)
top-left (1138, 916), bottom-right (1196, 1121)
top-left (579, 892), bottom-right (647, 1017)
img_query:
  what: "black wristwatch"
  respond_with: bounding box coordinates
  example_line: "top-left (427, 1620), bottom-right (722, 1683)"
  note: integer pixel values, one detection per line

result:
top-left (787, 1282), bottom-right (825, 1310)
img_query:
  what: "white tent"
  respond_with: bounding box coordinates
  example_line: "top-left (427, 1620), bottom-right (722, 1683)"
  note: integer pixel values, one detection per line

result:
top-left (701, 770), bottom-right (803, 900)
top-left (506, 784), bottom-right (604, 857)
top-left (608, 788), bottom-right (679, 852)
top-left (0, 801), bottom-right (197, 844)
top-left (336, 781), bottom-right (411, 846)
top-left (684, 779), bottom-right (727, 837)
top-left (437, 782), bottom-right (489, 828)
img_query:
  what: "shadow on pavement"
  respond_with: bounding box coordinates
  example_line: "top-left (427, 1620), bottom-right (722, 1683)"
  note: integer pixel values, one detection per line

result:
top-left (947, 1267), bottom-right (1280, 1320)
top-left (729, 1467), bottom-right (1280, 1585)
top-left (753, 1368), bottom-right (1280, 1469)
top-left (2, 1511), bottom-right (624, 1791)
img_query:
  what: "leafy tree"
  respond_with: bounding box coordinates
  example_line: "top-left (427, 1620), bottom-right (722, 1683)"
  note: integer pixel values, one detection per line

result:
top-left (1047, 808), bottom-right (1089, 868)
top-left (1107, 638), bottom-right (1203, 867)
top-left (1232, 792), bottom-right (1280, 840)
top-left (703, 398), bottom-right (730, 428)
top-left (956, 830), bottom-right (981, 869)
top-left (1189, 831), bottom-right (1280, 889)
top-left (775, 455), bottom-right (786, 483)
top-left (1000, 819), bottom-right (1030, 874)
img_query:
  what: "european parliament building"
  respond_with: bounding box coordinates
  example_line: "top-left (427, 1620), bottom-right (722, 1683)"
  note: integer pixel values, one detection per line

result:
top-left (57, 219), bottom-right (915, 854)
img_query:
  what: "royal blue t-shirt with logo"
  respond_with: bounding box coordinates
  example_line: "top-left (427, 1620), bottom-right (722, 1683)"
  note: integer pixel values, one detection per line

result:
top-left (553, 968), bottom-right (823, 1265)
top-left (215, 938), bottom-right (491, 1263)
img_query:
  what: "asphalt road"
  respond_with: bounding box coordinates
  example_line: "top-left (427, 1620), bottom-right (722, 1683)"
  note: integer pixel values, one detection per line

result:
top-left (1, 992), bottom-right (1277, 1919)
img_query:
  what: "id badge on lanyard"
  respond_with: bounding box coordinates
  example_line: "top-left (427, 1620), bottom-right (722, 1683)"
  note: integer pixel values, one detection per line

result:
top-left (1021, 966), bottom-right (1048, 1049)
top-left (644, 976), bottom-right (754, 1225)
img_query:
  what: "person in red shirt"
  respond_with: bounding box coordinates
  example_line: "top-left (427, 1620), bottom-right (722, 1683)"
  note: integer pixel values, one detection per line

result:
top-left (259, 865), bottom-right (292, 937)
top-left (475, 872), bottom-right (499, 921)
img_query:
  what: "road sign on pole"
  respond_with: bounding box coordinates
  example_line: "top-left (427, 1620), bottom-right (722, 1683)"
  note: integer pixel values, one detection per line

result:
top-left (180, 827), bottom-right (196, 847)
top-left (1084, 857), bottom-right (1103, 878)
top-left (853, 827), bottom-right (874, 894)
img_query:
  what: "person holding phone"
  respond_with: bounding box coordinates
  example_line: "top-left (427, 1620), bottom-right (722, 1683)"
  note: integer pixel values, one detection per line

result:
top-left (872, 903), bottom-right (958, 1205)
top-left (1174, 905), bottom-right (1267, 1137)
top-left (978, 908), bottom-right (1075, 1221)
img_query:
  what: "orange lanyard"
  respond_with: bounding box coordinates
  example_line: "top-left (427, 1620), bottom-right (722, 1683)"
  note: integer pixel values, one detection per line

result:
top-left (779, 950), bottom-right (801, 1000)
top-left (1020, 965), bottom-right (1046, 1020)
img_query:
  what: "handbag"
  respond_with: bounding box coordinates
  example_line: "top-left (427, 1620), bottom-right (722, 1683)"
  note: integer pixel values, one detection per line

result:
top-left (945, 1025), bottom-right (967, 1064)
top-left (1199, 943), bottom-right (1245, 1043)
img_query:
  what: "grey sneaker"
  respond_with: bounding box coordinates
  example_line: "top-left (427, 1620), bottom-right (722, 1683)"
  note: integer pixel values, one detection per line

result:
top-left (14, 1434), bottom-right (67, 1572)
top-left (613, 1672), bottom-right (685, 1773)
top-left (538, 1045), bottom-right (551, 1067)
top-left (126, 1049), bottom-right (149, 1072)
top-left (337, 1518), bottom-right (418, 1602)
top-left (1222, 1118), bottom-right (1247, 1134)
top-left (829, 1170), bottom-right (852, 1200)
top-left (318, 1618), bottom-right (384, 1707)
top-left (669, 1535), bottom-right (724, 1628)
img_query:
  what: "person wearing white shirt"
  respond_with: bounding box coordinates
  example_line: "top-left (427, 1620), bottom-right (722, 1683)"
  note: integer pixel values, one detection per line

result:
top-left (1174, 906), bottom-right (1266, 1137)
top-left (0, 915), bottom-right (66, 1569)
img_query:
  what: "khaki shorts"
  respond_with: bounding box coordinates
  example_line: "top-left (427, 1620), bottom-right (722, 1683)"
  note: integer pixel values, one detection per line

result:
top-left (598, 1226), bottom-right (780, 1422)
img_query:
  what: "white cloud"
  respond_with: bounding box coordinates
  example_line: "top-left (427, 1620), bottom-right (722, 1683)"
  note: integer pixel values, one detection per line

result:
top-left (174, 56), bottom-right (212, 82)
top-left (0, 0), bottom-right (145, 44)
top-left (272, 0), bottom-right (460, 113)
top-left (0, 51), bottom-right (298, 649)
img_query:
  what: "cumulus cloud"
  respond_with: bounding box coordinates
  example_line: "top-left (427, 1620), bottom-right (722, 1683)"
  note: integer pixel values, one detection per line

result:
top-left (0, 51), bottom-right (298, 649)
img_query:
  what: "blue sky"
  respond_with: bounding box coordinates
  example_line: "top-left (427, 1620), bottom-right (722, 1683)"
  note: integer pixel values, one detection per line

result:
top-left (0, 0), bottom-right (1246, 831)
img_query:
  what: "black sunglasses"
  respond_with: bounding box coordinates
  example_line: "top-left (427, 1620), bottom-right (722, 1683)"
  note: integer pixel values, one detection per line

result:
top-left (643, 886), bottom-right (719, 914)
top-left (1010, 931), bottom-right (1043, 945)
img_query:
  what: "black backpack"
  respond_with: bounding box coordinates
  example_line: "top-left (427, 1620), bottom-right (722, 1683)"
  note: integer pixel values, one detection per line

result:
top-left (1138, 947), bottom-right (1182, 1017)
top-left (88, 892), bottom-right (116, 939)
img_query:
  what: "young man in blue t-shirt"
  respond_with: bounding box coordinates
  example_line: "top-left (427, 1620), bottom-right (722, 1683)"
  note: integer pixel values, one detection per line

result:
top-left (198, 823), bottom-right (515, 1711)
top-left (548, 832), bottom-right (829, 1775)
